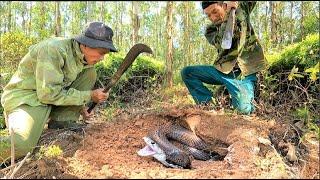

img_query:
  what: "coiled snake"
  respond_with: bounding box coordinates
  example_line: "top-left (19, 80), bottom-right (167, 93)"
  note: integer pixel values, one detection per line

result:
top-left (138, 122), bottom-right (214, 169)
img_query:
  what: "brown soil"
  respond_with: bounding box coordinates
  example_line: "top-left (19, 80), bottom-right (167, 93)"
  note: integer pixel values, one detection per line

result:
top-left (4, 105), bottom-right (319, 179)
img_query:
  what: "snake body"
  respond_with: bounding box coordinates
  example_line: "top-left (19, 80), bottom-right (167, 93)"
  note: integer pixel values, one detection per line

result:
top-left (147, 123), bottom-right (211, 168)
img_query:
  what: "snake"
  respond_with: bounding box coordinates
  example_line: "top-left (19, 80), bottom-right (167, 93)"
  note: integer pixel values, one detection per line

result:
top-left (138, 122), bottom-right (213, 169)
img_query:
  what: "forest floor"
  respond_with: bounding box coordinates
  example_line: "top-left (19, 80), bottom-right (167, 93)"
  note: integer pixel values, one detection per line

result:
top-left (1, 86), bottom-right (319, 179)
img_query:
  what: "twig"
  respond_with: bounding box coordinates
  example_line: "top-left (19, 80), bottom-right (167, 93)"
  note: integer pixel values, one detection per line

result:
top-left (8, 152), bottom-right (31, 179)
top-left (289, 123), bottom-right (301, 140)
top-left (282, 126), bottom-right (290, 140)
top-left (0, 162), bottom-right (18, 173)
top-left (18, 168), bottom-right (36, 179)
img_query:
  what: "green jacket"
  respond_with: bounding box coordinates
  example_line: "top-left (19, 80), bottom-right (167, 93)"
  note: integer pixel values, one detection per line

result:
top-left (1, 37), bottom-right (93, 113)
top-left (205, 1), bottom-right (267, 77)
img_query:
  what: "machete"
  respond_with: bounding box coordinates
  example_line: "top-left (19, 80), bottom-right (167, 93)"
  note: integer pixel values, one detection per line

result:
top-left (221, 8), bottom-right (236, 49)
top-left (87, 43), bottom-right (153, 113)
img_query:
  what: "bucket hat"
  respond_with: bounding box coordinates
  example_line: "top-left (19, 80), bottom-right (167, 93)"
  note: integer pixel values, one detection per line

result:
top-left (73, 21), bottom-right (118, 52)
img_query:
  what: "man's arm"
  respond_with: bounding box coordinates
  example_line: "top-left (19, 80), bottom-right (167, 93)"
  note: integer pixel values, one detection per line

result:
top-left (241, 1), bottom-right (257, 15)
top-left (218, 2), bottom-right (250, 62)
top-left (228, 1), bottom-right (256, 55)
top-left (205, 24), bottom-right (219, 46)
top-left (35, 44), bottom-right (91, 106)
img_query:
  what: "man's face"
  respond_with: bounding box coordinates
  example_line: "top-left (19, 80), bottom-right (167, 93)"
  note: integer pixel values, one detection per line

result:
top-left (80, 45), bottom-right (109, 65)
top-left (204, 3), bottom-right (226, 25)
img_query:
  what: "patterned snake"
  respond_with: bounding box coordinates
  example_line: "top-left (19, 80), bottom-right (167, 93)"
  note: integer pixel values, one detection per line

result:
top-left (138, 122), bottom-right (213, 169)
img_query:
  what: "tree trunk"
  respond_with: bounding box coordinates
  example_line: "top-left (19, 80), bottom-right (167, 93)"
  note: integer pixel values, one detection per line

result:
top-left (7, 1), bottom-right (12, 32)
top-left (255, 2), bottom-right (260, 38)
top-left (36, 1), bottom-right (46, 38)
top-left (12, 2), bottom-right (17, 31)
top-left (270, 1), bottom-right (277, 46)
top-left (28, 2), bottom-right (32, 36)
top-left (100, 2), bottom-right (105, 22)
top-left (131, 1), bottom-right (140, 45)
top-left (85, 1), bottom-right (88, 24)
top-left (40, 2), bottom-right (45, 31)
top-left (118, 2), bottom-right (124, 48)
top-left (264, 1), bottom-right (268, 35)
top-left (182, 2), bottom-right (191, 67)
top-left (156, 3), bottom-right (162, 58)
top-left (55, 1), bottom-right (61, 37)
top-left (87, 1), bottom-right (95, 23)
top-left (115, 2), bottom-right (119, 46)
top-left (290, 2), bottom-right (294, 43)
top-left (277, 2), bottom-right (283, 45)
top-left (300, 1), bottom-right (304, 40)
top-left (22, 3), bottom-right (27, 34)
top-left (165, 1), bottom-right (174, 88)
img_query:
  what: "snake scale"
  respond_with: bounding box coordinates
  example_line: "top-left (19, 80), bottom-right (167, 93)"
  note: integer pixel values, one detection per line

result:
top-left (147, 122), bottom-right (212, 168)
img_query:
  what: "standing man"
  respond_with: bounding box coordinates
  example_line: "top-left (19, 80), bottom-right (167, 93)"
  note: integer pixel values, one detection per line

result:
top-left (181, 1), bottom-right (267, 114)
top-left (1, 22), bottom-right (117, 163)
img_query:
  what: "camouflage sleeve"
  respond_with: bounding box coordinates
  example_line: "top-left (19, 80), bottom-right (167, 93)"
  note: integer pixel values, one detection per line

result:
top-left (219, 14), bottom-right (248, 62)
top-left (35, 44), bottom-right (91, 106)
top-left (233, 2), bottom-right (252, 57)
top-left (205, 24), bottom-right (218, 46)
top-left (240, 1), bottom-right (257, 15)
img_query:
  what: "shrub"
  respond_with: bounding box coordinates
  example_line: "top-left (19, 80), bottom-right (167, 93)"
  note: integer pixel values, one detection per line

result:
top-left (258, 33), bottom-right (319, 120)
top-left (37, 145), bottom-right (63, 159)
top-left (0, 31), bottom-right (37, 72)
top-left (267, 33), bottom-right (319, 74)
top-left (1, 31), bottom-right (33, 126)
top-left (95, 52), bottom-right (165, 102)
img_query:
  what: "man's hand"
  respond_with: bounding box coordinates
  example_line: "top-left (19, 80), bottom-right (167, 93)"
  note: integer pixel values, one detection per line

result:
top-left (225, 1), bottom-right (238, 13)
top-left (80, 106), bottom-right (94, 121)
top-left (90, 88), bottom-right (109, 103)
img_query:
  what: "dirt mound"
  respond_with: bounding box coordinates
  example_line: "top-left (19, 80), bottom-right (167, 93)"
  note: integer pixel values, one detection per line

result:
top-left (5, 107), bottom-right (319, 179)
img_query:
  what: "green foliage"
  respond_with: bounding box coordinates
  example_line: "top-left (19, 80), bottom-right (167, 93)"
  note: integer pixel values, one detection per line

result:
top-left (0, 31), bottom-right (35, 129)
top-left (0, 73), bottom-right (10, 129)
top-left (0, 129), bottom-right (9, 137)
top-left (267, 33), bottom-right (319, 75)
top-left (293, 106), bottom-right (320, 139)
top-left (293, 106), bottom-right (310, 120)
top-left (0, 108), bottom-right (4, 129)
top-left (308, 123), bottom-right (320, 140)
top-left (0, 31), bottom-right (37, 72)
top-left (37, 145), bottom-right (63, 159)
top-left (95, 52), bottom-right (165, 102)
top-left (300, 8), bottom-right (320, 40)
top-left (258, 33), bottom-right (320, 141)
top-left (288, 65), bottom-right (305, 81)
top-left (305, 62), bottom-right (320, 82)
top-left (265, 34), bottom-right (319, 102)
top-left (0, 129), bottom-right (10, 150)
top-left (99, 100), bottom-right (125, 121)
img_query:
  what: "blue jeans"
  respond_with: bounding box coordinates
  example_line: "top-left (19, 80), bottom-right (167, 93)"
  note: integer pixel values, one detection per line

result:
top-left (181, 65), bottom-right (257, 114)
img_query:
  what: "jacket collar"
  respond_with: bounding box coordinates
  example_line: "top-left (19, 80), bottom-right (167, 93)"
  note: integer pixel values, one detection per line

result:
top-left (72, 39), bottom-right (88, 65)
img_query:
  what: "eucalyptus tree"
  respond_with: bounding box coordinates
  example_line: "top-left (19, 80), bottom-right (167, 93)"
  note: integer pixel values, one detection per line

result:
top-left (165, 1), bottom-right (174, 88)
top-left (131, 1), bottom-right (140, 45)
top-left (54, 1), bottom-right (61, 37)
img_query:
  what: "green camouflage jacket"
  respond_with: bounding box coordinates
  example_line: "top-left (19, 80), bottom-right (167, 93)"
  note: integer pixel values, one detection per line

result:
top-left (1, 38), bottom-right (93, 113)
top-left (205, 1), bottom-right (267, 77)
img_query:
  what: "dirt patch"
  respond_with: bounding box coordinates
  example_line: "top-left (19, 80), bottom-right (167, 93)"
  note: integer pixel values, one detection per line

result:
top-left (4, 106), bottom-right (319, 179)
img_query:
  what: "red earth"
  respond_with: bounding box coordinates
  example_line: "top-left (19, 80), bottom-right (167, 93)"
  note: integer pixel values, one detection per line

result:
top-left (2, 104), bottom-right (319, 179)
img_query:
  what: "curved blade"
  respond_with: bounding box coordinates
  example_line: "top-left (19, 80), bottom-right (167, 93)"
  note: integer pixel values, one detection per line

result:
top-left (87, 43), bottom-right (153, 113)
top-left (106, 43), bottom-right (153, 91)
top-left (221, 8), bottom-right (236, 49)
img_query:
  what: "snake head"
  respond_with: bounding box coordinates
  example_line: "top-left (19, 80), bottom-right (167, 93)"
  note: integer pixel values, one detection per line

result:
top-left (137, 136), bottom-right (185, 169)
top-left (137, 136), bottom-right (165, 158)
